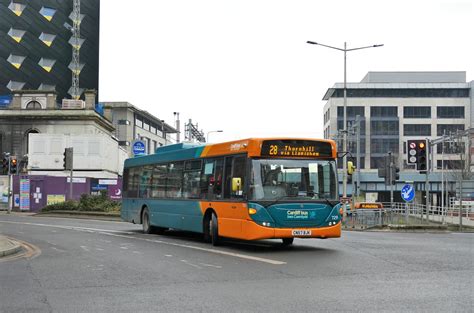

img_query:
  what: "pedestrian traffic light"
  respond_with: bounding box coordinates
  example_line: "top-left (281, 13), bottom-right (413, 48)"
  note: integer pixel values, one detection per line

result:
top-left (9, 157), bottom-right (17, 174)
top-left (63, 147), bottom-right (73, 170)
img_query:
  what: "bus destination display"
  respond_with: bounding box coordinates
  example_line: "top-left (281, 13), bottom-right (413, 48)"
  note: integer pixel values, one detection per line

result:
top-left (261, 140), bottom-right (333, 158)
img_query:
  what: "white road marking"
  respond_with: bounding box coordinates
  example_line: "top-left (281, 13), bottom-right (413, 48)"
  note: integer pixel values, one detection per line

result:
top-left (199, 263), bottom-right (222, 269)
top-left (95, 248), bottom-right (104, 251)
top-left (165, 254), bottom-right (173, 257)
top-left (80, 245), bottom-right (90, 252)
top-left (51, 247), bottom-right (66, 253)
top-left (120, 247), bottom-right (128, 250)
top-left (0, 220), bottom-right (287, 265)
top-left (180, 260), bottom-right (202, 269)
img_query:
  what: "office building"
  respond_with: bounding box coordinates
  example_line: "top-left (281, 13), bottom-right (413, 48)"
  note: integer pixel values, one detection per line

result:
top-left (0, 0), bottom-right (100, 103)
top-left (322, 71), bottom-right (473, 203)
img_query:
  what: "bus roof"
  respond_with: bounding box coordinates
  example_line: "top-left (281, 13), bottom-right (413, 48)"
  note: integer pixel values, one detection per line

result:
top-left (124, 138), bottom-right (337, 168)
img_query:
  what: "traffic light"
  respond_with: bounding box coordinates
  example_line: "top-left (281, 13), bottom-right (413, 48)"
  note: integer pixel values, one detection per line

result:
top-left (417, 141), bottom-right (427, 173)
top-left (1, 155), bottom-right (8, 175)
top-left (407, 139), bottom-right (428, 173)
top-left (9, 157), bottom-right (17, 174)
top-left (347, 161), bottom-right (355, 183)
top-left (347, 161), bottom-right (355, 175)
top-left (391, 166), bottom-right (400, 185)
top-left (63, 147), bottom-right (73, 170)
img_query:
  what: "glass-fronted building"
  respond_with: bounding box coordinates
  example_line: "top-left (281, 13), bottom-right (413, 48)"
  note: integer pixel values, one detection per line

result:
top-left (0, 0), bottom-right (100, 103)
top-left (322, 71), bottom-right (473, 203)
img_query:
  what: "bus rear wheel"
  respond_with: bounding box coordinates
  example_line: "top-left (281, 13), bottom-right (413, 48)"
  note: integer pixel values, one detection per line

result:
top-left (282, 238), bottom-right (294, 246)
top-left (142, 208), bottom-right (153, 234)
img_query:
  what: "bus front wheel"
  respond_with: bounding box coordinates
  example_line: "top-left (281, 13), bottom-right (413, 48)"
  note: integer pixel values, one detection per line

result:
top-left (210, 213), bottom-right (220, 246)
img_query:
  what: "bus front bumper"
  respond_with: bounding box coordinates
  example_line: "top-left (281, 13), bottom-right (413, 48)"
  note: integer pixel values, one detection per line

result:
top-left (240, 220), bottom-right (341, 241)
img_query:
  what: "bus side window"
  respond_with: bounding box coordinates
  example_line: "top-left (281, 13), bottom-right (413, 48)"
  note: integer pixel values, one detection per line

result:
top-left (231, 156), bottom-right (246, 199)
top-left (200, 158), bottom-right (224, 199)
top-left (123, 168), bottom-right (129, 197)
top-left (183, 160), bottom-right (201, 199)
top-left (127, 167), bottom-right (139, 198)
top-left (139, 165), bottom-right (153, 198)
top-left (152, 164), bottom-right (167, 198)
top-left (166, 162), bottom-right (184, 198)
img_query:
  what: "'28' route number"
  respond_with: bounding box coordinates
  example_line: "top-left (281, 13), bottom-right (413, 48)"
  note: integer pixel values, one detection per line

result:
top-left (269, 145), bottom-right (278, 155)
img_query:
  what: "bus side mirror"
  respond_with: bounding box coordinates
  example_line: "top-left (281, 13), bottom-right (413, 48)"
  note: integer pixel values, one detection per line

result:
top-left (232, 178), bottom-right (242, 192)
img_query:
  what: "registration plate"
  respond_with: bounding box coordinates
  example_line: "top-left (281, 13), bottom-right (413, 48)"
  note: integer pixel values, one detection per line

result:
top-left (292, 230), bottom-right (311, 236)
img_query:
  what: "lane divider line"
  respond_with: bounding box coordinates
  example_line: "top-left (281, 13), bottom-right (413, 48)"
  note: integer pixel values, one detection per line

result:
top-left (0, 220), bottom-right (287, 265)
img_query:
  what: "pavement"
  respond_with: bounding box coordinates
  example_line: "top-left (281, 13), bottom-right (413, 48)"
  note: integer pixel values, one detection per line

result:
top-left (0, 235), bottom-right (21, 257)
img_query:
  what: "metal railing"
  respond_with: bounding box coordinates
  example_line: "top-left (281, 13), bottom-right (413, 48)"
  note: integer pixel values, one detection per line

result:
top-left (343, 201), bottom-right (474, 229)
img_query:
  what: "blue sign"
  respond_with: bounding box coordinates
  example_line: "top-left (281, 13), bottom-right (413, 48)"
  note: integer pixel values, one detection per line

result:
top-left (132, 140), bottom-right (146, 156)
top-left (401, 184), bottom-right (415, 202)
top-left (0, 95), bottom-right (12, 107)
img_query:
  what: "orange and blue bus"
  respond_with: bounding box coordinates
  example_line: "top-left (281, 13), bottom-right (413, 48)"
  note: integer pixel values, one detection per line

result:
top-left (121, 138), bottom-right (342, 245)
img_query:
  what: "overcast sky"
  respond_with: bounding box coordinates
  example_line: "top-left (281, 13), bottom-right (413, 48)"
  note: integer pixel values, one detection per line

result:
top-left (99, 0), bottom-right (473, 143)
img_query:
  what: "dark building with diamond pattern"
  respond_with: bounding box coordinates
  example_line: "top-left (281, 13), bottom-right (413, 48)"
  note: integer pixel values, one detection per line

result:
top-left (0, 0), bottom-right (99, 104)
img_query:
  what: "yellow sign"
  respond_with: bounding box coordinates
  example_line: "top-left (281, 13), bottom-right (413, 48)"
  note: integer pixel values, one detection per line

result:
top-left (47, 195), bottom-right (65, 205)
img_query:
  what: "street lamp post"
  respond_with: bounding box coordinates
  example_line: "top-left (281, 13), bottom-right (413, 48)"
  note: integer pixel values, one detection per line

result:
top-left (307, 41), bottom-right (383, 199)
top-left (206, 130), bottom-right (223, 143)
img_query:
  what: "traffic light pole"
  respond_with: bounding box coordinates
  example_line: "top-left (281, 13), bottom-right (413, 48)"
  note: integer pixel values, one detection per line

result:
top-left (389, 152), bottom-right (393, 210)
top-left (425, 139), bottom-right (431, 222)
top-left (7, 173), bottom-right (12, 214)
top-left (69, 168), bottom-right (73, 201)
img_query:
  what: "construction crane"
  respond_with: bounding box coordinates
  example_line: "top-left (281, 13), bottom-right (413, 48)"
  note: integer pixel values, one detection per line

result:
top-left (70, 0), bottom-right (81, 100)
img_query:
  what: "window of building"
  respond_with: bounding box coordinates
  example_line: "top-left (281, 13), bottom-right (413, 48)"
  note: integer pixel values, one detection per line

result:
top-left (38, 84), bottom-right (55, 91)
top-left (403, 124), bottom-right (431, 136)
top-left (8, 28), bottom-right (26, 43)
top-left (117, 120), bottom-right (130, 125)
top-left (135, 116), bottom-right (143, 128)
top-left (370, 106), bottom-right (397, 117)
top-left (436, 142), bottom-right (465, 154)
top-left (7, 54), bottom-right (25, 69)
top-left (7, 80), bottom-right (25, 91)
top-left (39, 32), bottom-right (56, 47)
top-left (347, 139), bottom-right (366, 154)
top-left (436, 160), bottom-right (465, 170)
top-left (370, 121), bottom-right (399, 136)
top-left (8, 2), bottom-right (25, 16)
top-left (337, 106), bottom-right (365, 117)
top-left (337, 120), bottom-right (366, 135)
top-left (39, 7), bottom-right (57, 21)
top-left (437, 124), bottom-right (465, 136)
top-left (150, 124), bottom-right (156, 134)
top-left (370, 157), bottom-right (387, 169)
top-left (371, 139), bottom-right (398, 154)
top-left (38, 58), bottom-right (56, 72)
top-left (143, 119), bottom-right (150, 131)
top-left (404, 106), bottom-right (431, 118)
top-left (437, 106), bottom-right (464, 118)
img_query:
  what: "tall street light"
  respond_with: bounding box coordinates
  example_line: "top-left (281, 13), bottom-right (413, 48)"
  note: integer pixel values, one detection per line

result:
top-left (206, 130), bottom-right (223, 143)
top-left (307, 41), bottom-right (383, 199)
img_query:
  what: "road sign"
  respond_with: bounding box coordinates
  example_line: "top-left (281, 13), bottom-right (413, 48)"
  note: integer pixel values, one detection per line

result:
top-left (401, 184), bottom-right (415, 202)
top-left (132, 140), bottom-right (146, 156)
